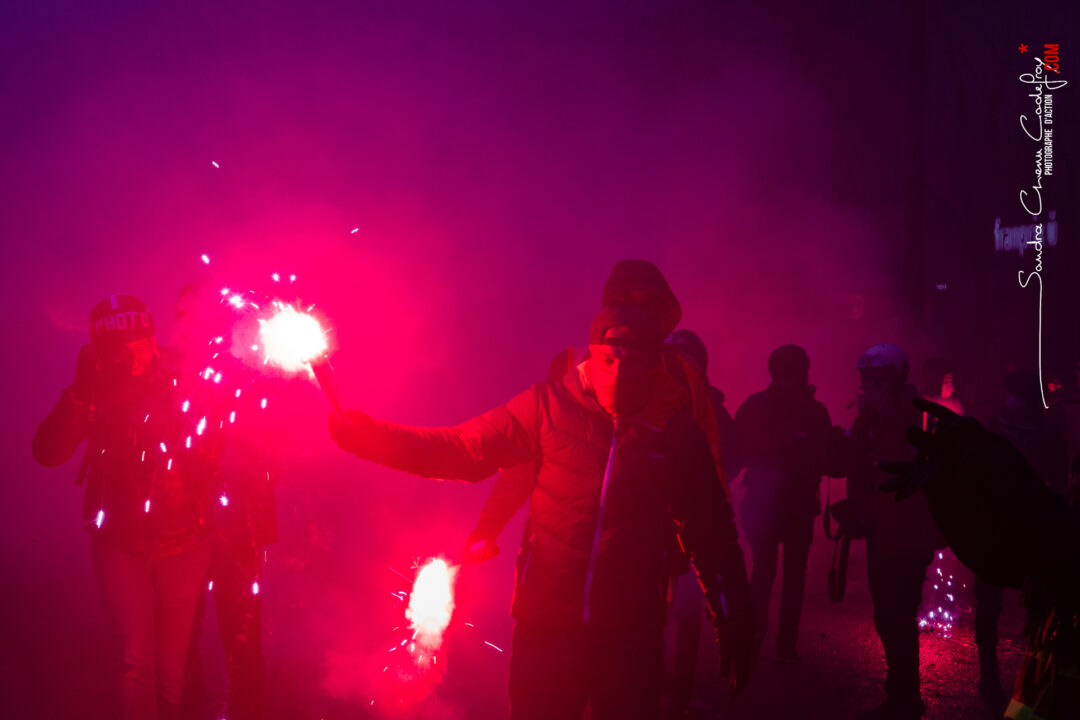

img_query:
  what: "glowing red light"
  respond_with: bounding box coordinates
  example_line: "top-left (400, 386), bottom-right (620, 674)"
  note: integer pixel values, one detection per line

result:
top-left (259, 304), bottom-right (328, 373)
top-left (406, 558), bottom-right (457, 652)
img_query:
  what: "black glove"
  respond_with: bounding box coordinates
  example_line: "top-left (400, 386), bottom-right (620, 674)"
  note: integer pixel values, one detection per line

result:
top-left (877, 398), bottom-right (960, 499)
top-left (72, 344), bottom-right (101, 403)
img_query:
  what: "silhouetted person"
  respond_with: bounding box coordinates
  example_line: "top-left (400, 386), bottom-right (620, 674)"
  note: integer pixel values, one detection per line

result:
top-left (881, 400), bottom-right (1080, 720)
top-left (840, 344), bottom-right (944, 720)
top-left (973, 371), bottom-right (1071, 705)
top-left (172, 286), bottom-right (278, 720)
top-left (734, 344), bottom-right (832, 664)
top-left (662, 329), bottom-right (738, 718)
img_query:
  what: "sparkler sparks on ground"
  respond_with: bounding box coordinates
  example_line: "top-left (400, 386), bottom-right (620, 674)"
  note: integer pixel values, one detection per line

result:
top-left (919, 549), bottom-right (972, 638)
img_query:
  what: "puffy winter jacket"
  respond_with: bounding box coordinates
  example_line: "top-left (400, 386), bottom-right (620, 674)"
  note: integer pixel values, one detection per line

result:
top-left (341, 369), bottom-right (749, 632)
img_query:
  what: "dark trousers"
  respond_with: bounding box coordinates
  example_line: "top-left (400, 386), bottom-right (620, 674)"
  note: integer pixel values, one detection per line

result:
top-left (748, 512), bottom-right (814, 654)
top-left (91, 537), bottom-right (211, 720)
top-left (508, 621), bottom-right (664, 720)
top-left (181, 537), bottom-right (265, 720)
top-left (866, 540), bottom-right (933, 708)
top-left (974, 577), bottom-right (1005, 672)
top-left (667, 572), bottom-right (708, 715)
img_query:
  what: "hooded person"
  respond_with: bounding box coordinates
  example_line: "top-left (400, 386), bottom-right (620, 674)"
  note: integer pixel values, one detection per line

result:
top-left (33, 294), bottom-right (217, 720)
top-left (464, 262), bottom-right (731, 562)
top-left (601, 259), bottom-right (682, 338)
top-left (329, 304), bottom-right (754, 720)
top-left (600, 261), bottom-right (728, 486)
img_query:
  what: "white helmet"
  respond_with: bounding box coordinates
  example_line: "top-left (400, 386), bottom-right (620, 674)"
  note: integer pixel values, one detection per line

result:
top-left (857, 343), bottom-right (909, 383)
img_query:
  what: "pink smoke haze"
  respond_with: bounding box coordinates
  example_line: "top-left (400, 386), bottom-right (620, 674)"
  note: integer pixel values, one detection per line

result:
top-left (4, 2), bottom-right (1076, 719)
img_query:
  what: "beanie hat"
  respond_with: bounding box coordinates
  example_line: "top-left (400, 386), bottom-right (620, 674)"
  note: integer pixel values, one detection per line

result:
top-left (89, 294), bottom-right (155, 347)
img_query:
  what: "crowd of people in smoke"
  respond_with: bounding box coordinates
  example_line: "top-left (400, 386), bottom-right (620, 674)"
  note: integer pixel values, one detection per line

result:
top-left (33, 261), bottom-right (1080, 720)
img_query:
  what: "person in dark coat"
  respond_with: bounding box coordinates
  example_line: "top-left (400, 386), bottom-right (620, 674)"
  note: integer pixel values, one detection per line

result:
top-left (840, 344), bottom-right (944, 720)
top-left (172, 285), bottom-right (278, 720)
top-left (734, 344), bottom-right (832, 663)
top-left (973, 370), bottom-right (1071, 705)
top-left (329, 305), bottom-right (754, 720)
top-left (881, 400), bottom-right (1080, 720)
top-left (662, 329), bottom-right (739, 717)
top-left (33, 295), bottom-right (217, 720)
top-left (464, 262), bottom-right (730, 558)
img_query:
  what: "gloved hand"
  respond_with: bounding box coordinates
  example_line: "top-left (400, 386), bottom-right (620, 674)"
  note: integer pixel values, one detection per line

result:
top-left (72, 344), bottom-right (101, 403)
top-left (463, 536), bottom-right (499, 563)
top-left (327, 410), bottom-right (374, 457)
top-left (715, 586), bottom-right (755, 699)
top-left (878, 398), bottom-right (1073, 594)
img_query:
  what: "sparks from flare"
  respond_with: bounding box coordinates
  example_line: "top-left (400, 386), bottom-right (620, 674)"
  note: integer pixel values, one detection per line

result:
top-left (258, 302), bottom-right (329, 374)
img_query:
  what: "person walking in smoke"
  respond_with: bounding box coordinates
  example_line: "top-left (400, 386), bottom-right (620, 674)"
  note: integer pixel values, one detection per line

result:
top-left (662, 329), bottom-right (739, 718)
top-left (171, 285), bottom-right (278, 720)
top-left (33, 295), bottom-right (217, 720)
top-left (452, 262), bottom-right (737, 717)
top-left (837, 343), bottom-right (945, 720)
top-left (734, 344), bottom-right (833, 664)
top-left (328, 302), bottom-right (754, 720)
top-left (464, 262), bottom-right (732, 563)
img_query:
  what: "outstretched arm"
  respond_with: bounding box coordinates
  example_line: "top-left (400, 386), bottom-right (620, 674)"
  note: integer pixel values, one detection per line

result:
top-left (329, 384), bottom-right (543, 483)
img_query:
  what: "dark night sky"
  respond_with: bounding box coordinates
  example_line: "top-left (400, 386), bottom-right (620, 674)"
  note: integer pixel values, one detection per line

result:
top-left (0, 1), bottom-right (1074, 718)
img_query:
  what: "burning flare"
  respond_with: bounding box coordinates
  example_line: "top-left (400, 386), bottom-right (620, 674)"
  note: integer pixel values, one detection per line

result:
top-left (258, 303), bottom-right (328, 374)
top-left (405, 558), bottom-right (458, 652)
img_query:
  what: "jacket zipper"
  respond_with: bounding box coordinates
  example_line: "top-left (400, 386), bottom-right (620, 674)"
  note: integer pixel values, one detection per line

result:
top-left (583, 421), bottom-right (619, 625)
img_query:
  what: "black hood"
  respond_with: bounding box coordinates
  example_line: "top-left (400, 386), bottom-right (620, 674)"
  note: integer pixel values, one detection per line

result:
top-left (601, 260), bottom-right (681, 337)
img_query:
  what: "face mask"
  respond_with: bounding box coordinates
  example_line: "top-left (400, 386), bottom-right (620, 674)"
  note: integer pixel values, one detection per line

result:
top-left (587, 345), bottom-right (657, 417)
